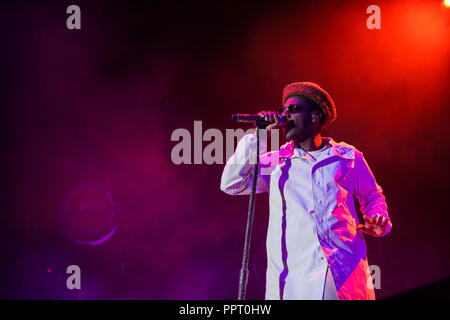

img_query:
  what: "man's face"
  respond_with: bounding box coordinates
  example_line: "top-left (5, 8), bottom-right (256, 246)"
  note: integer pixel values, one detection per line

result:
top-left (281, 96), bottom-right (319, 142)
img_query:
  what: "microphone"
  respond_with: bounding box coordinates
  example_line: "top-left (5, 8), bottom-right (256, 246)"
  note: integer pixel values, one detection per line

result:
top-left (231, 113), bottom-right (287, 127)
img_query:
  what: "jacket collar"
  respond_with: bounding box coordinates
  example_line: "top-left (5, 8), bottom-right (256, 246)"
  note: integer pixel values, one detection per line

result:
top-left (279, 137), bottom-right (356, 160)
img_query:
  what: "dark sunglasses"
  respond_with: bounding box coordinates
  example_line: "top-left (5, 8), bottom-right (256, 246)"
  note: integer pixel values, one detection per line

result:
top-left (279, 104), bottom-right (312, 114)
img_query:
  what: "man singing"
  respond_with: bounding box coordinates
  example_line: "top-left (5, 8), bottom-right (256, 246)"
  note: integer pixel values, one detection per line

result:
top-left (220, 82), bottom-right (392, 300)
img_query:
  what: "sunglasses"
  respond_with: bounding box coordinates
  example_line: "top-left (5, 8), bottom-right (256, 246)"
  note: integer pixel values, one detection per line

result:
top-left (279, 104), bottom-right (312, 114)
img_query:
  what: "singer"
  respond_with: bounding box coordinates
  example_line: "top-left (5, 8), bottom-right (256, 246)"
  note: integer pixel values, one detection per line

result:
top-left (220, 82), bottom-right (392, 300)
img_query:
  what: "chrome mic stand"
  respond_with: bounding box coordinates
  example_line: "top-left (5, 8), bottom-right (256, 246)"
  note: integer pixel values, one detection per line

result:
top-left (238, 126), bottom-right (262, 300)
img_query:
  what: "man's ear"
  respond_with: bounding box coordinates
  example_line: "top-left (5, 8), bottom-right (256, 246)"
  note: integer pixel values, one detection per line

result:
top-left (311, 110), bottom-right (322, 123)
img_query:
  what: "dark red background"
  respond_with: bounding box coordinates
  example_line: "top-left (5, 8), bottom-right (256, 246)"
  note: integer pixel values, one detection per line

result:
top-left (0, 0), bottom-right (449, 299)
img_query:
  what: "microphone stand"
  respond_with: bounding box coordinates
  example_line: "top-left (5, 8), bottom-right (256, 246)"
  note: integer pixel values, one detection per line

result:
top-left (238, 125), bottom-right (263, 300)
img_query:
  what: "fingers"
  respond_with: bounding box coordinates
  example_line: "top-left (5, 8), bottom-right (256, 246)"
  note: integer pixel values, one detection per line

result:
top-left (356, 224), bottom-right (366, 230)
top-left (258, 110), bottom-right (278, 123)
top-left (374, 214), bottom-right (381, 225)
top-left (258, 110), bottom-right (280, 130)
top-left (374, 214), bottom-right (385, 225)
top-left (357, 223), bottom-right (371, 236)
top-left (363, 215), bottom-right (373, 224)
top-left (360, 214), bottom-right (389, 237)
top-left (273, 112), bottom-right (280, 126)
top-left (364, 214), bottom-right (387, 225)
top-left (381, 216), bottom-right (389, 228)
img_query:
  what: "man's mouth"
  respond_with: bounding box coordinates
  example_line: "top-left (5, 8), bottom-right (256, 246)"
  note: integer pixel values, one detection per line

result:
top-left (283, 120), bottom-right (296, 135)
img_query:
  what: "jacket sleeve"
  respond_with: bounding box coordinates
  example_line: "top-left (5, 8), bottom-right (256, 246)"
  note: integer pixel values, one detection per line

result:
top-left (354, 151), bottom-right (392, 237)
top-left (220, 133), bottom-right (269, 195)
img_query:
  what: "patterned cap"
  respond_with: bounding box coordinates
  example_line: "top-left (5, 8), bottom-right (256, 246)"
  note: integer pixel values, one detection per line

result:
top-left (282, 82), bottom-right (337, 127)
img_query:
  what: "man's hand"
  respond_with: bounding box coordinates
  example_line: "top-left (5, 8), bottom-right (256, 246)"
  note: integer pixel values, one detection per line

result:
top-left (257, 110), bottom-right (283, 132)
top-left (357, 213), bottom-right (388, 237)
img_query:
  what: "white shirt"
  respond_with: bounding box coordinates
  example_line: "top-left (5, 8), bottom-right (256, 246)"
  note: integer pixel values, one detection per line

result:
top-left (220, 133), bottom-right (392, 300)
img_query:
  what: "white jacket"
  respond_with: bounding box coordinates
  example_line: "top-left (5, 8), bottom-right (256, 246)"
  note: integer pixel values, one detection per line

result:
top-left (220, 133), bottom-right (392, 300)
